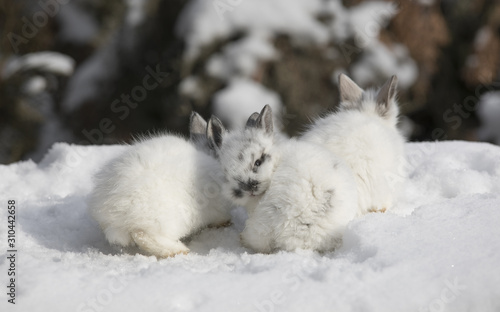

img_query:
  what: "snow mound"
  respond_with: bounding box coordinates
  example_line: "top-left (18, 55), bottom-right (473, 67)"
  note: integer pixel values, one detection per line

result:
top-left (1, 52), bottom-right (75, 79)
top-left (1, 141), bottom-right (499, 311)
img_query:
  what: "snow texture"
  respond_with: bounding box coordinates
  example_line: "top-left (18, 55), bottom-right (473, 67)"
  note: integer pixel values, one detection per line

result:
top-left (1, 52), bottom-right (75, 79)
top-left (206, 32), bottom-right (277, 80)
top-left (1, 140), bottom-right (500, 311)
top-left (344, 1), bottom-right (397, 47)
top-left (176, 0), bottom-right (328, 61)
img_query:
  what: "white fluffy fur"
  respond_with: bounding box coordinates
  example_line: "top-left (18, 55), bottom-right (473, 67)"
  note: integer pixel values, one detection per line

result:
top-left (208, 105), bottom-right (358, 253)
top-left (88, 133), bottom-right (233, 258)
top-left (301, 75), bottom-right (406, 214)
top-left (240, 139), bottom-right (358, 253)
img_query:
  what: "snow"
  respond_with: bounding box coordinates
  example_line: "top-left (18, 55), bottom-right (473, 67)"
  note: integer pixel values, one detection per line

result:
top-left (176, 0), bottom-right (417, 106)
top-left (1, 140), bottom-right (500, 311)
top-left (125, 0), bottom-right (147, 27)
top-left (176, 0), bottom-right (328, 60)
top-left (347, 1), bottom-right (397, 48)
top-left (206, 32), bottom-right (277, 80)
top-left (477, 91), bottom-right (500, 144)
top-left (212, 78), bottom-right (283, 129)
top-left (351, 42), bottom-right (418, 89)
top-left (325, 1), bottom-right (418, 88)
top-left (1, 52), bottom-right (75, 79)
top-left (179, 76), bottom-right (204, 100)
top-left (22, 76), bottom-right (47, 95)
top-left (176, 0), bottom-right (399, 64)
top-left (176, 0), bottom-right (329, 102)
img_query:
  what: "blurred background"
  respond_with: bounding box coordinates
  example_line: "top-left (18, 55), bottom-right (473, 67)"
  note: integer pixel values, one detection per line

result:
top-left (0, 0), bottom-right (499, 164)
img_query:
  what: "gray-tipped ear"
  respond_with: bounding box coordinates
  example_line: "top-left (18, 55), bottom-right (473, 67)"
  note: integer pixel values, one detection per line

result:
top-left (376, 75), bottom-right (398, 105)
top-left (245, 112), bottom-right (260, 129)
top-left (189, 112), bottom-right (208, 141)
top-left (376, 75), bottom-right (398, 118)
top-left (339, 73), bottom-right (364, 104)
top-left (207, 115), bottom-right (226, 150)
top-left (255, 105), bottom-right (273, 135)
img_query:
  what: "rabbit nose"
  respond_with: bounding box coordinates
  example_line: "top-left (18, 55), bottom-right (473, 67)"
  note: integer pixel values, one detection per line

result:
top-left (238, 179), bottom-right (259, 192)
top-left (247, 179), bottom-right (259, 191)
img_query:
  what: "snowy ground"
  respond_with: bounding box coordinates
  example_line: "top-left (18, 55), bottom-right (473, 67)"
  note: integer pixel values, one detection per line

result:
top-left (1, 140), bottom-right (500, 312)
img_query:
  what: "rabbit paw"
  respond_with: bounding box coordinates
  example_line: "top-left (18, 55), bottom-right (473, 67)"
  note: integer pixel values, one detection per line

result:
top-left (132, 230), bottom-right (190, 258)
top-left (368, 207), bottom-right (387, 213)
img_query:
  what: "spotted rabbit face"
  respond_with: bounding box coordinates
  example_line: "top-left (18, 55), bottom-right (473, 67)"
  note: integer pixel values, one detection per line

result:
top-left (221, 127), bottom-right (276, 204)
top-left (207, 105), bottom-right (278, 206)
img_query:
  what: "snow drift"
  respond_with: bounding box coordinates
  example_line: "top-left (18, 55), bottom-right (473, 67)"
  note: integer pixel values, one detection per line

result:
top-left (0, 141), bottom-right (499, 311)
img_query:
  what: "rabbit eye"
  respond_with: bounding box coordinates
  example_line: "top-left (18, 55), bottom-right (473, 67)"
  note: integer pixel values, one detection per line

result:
top-left (253, 154), bottom-right (267, 171)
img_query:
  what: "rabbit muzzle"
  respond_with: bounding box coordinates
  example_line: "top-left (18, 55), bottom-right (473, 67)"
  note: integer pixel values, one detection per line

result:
top-left (238, 179), bottom-right (261, 196)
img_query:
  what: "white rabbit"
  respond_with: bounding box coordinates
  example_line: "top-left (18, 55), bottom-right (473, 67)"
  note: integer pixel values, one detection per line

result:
top-left (208, 105), bottom-right (358, 253)
top-left (301, 74), bottom-right (406, 214)
top-left (88, 113), bottom-right (233, 258)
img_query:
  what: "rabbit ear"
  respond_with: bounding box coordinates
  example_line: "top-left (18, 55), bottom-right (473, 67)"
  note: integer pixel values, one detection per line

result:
top-left (339, 74), bottom-right (363, 105)
top-left (245, 112), bottom-right (260, 129)
top-left (375, 75), bottom-right (398, 119)
top-left (255, 105), bottom-right (273, 135)
top-left (189, 112), bottom-right (207, 141)
top-left (207, 115), bottom-right (226, 150)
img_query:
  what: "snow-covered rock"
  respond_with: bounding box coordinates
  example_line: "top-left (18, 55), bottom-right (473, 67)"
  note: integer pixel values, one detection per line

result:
top-left (0, 141), bottom-right (499, 311)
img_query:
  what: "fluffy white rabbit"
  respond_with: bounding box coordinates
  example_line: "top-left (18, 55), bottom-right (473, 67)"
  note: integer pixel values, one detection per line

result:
top-left (88, 113), bottom-right (233, 258)
top-left (208, 105), bottom-right (358, 253)
top-left (301, 74), bottom-right (406, 214)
